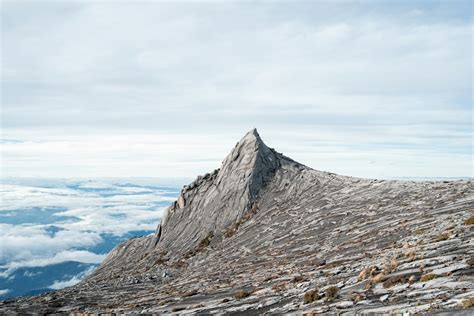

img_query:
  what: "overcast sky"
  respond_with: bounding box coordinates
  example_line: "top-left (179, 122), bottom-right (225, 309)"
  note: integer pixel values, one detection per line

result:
top-left (1, 0), bottom-right (472, 179)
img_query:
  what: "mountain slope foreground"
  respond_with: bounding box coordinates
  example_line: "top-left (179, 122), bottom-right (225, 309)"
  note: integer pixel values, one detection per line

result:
top-left (1, 129), bottom-right (473, 315)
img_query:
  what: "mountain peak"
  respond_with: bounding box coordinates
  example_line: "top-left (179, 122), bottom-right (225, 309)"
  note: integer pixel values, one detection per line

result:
top-left (152, 129), bottom-right (281, 255)
top-left (228, 128), bottom-right (265, 157)
top-left (241, 127), bottom-right (261, 142)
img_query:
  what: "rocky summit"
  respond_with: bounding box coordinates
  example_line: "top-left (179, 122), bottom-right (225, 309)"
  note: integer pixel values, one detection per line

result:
top-left (1, 129), bottom-right (473, 315)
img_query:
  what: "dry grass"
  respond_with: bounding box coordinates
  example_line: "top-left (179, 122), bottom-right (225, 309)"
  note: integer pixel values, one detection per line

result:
top-left (421, 274), bottom-right (437, 282)
top-left (464, 217), bottom-right (474, 225)
top-left (459, 297), bottom-right (474, 308)
top-left (466, 257), bottom-right (474, 266)
top-left (303, 289), bottom-right (320, 304)
top-left (405, 250), bottom-right (417, 261)
top-left (325, 286), bottom-right (339, 301)
top-left (234, 290), bottom-right (251, 299)
top-left (358, 266), bottom-right (380, 281)
top-left (365, 272), bottom-right (385, 289)
top-left (386, 257), bottom-right (398, 273)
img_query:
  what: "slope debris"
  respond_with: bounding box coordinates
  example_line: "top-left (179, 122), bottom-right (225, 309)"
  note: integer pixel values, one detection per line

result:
top-left (1, 129), bottom-right (473, 315)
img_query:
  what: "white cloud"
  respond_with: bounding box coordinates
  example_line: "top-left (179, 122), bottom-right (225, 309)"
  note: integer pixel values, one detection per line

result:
top-left (48, 266), bottom-right (95, 290)
top-left (0, 180), bottom-right (178, 278)
top-left (0, 289), bottom-right (10, 296)
top-left (48, 275), bottom-right (82, 290)
top-left (0, 250), bottom-right (105, 278)
top-left (0, 224), bottom-right (102, 264)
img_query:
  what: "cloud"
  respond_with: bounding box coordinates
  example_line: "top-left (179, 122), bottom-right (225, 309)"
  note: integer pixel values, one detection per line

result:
top-left (0, 250), bottom-right (105, 278)
top-left (0, 224), bottom-right (103, 264)
top-left (48, 266), bottom-right (95, 290)
top-left (48, 276), bottom-right (82, 290)
top-left (0, 180), bottom-right (179, 278)
top-left (0, 289), bottom-right (10, 296)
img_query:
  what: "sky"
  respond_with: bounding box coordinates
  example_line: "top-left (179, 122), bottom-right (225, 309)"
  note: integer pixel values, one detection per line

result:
top-left (1, 0), bottom-right (472, 179)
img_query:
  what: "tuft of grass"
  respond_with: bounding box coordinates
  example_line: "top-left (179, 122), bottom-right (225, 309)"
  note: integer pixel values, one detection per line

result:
top-left (365, 272), bottom-right (386, 290)
top-left (459, 297), bottom-right (474, 308)
top-left (325, 286), bottom-right (339, 301)
top-left (464, 217), bottom-right (474, 225)
top-left (234, 290), bottom-right (251, 299)
top-left (421, 274), bottom-right (437, 282)
top-left (303, 289), bottom-right (320, 304)
top-left (466, 257), bottom-right (474, 266)
top-left (358, 266), bottom-right (380, 281)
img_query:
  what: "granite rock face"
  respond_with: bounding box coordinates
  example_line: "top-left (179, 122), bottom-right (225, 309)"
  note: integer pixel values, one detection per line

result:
top-left (1, 129), bottom-right (473, 315)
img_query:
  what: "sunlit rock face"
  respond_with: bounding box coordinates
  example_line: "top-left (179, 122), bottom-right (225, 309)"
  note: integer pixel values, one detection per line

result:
top-left (2, 130), bottom-right (473, 315)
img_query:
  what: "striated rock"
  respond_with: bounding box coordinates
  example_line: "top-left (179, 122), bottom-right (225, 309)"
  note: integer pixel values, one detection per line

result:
top-left (1, 129), bottom-right (473, 315)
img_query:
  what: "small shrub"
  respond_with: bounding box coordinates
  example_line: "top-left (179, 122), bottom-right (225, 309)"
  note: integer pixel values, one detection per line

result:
top-left (385, 257), bottom-right (398, 273)
top-left (325, 286), bottom-right (339, 301)
top-left (303, 289), bottom-right (320, 304)
top-left (421, 274), bottom-right (437, 282)
top-left (460, 297), bottom-right (474, 308)
top-left (358, 266), bottom-right (380, 281)
top-left (234, 290), bottom-right (251, 299)
top-left (365, 272), bottom-right (385, 289)
top-left (464, 217), bottom-right (474, 225)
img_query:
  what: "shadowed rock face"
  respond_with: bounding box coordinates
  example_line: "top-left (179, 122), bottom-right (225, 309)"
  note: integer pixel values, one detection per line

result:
top-left (2, 130), bottom-right (473, 315)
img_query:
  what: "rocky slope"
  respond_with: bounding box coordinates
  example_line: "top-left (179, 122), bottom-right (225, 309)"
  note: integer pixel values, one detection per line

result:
top-left (1, 129), bottom-right (473, 315)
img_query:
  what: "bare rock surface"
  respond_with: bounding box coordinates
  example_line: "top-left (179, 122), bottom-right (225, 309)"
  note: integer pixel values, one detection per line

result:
top-left (1, 129), bottom-right (473, 315)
